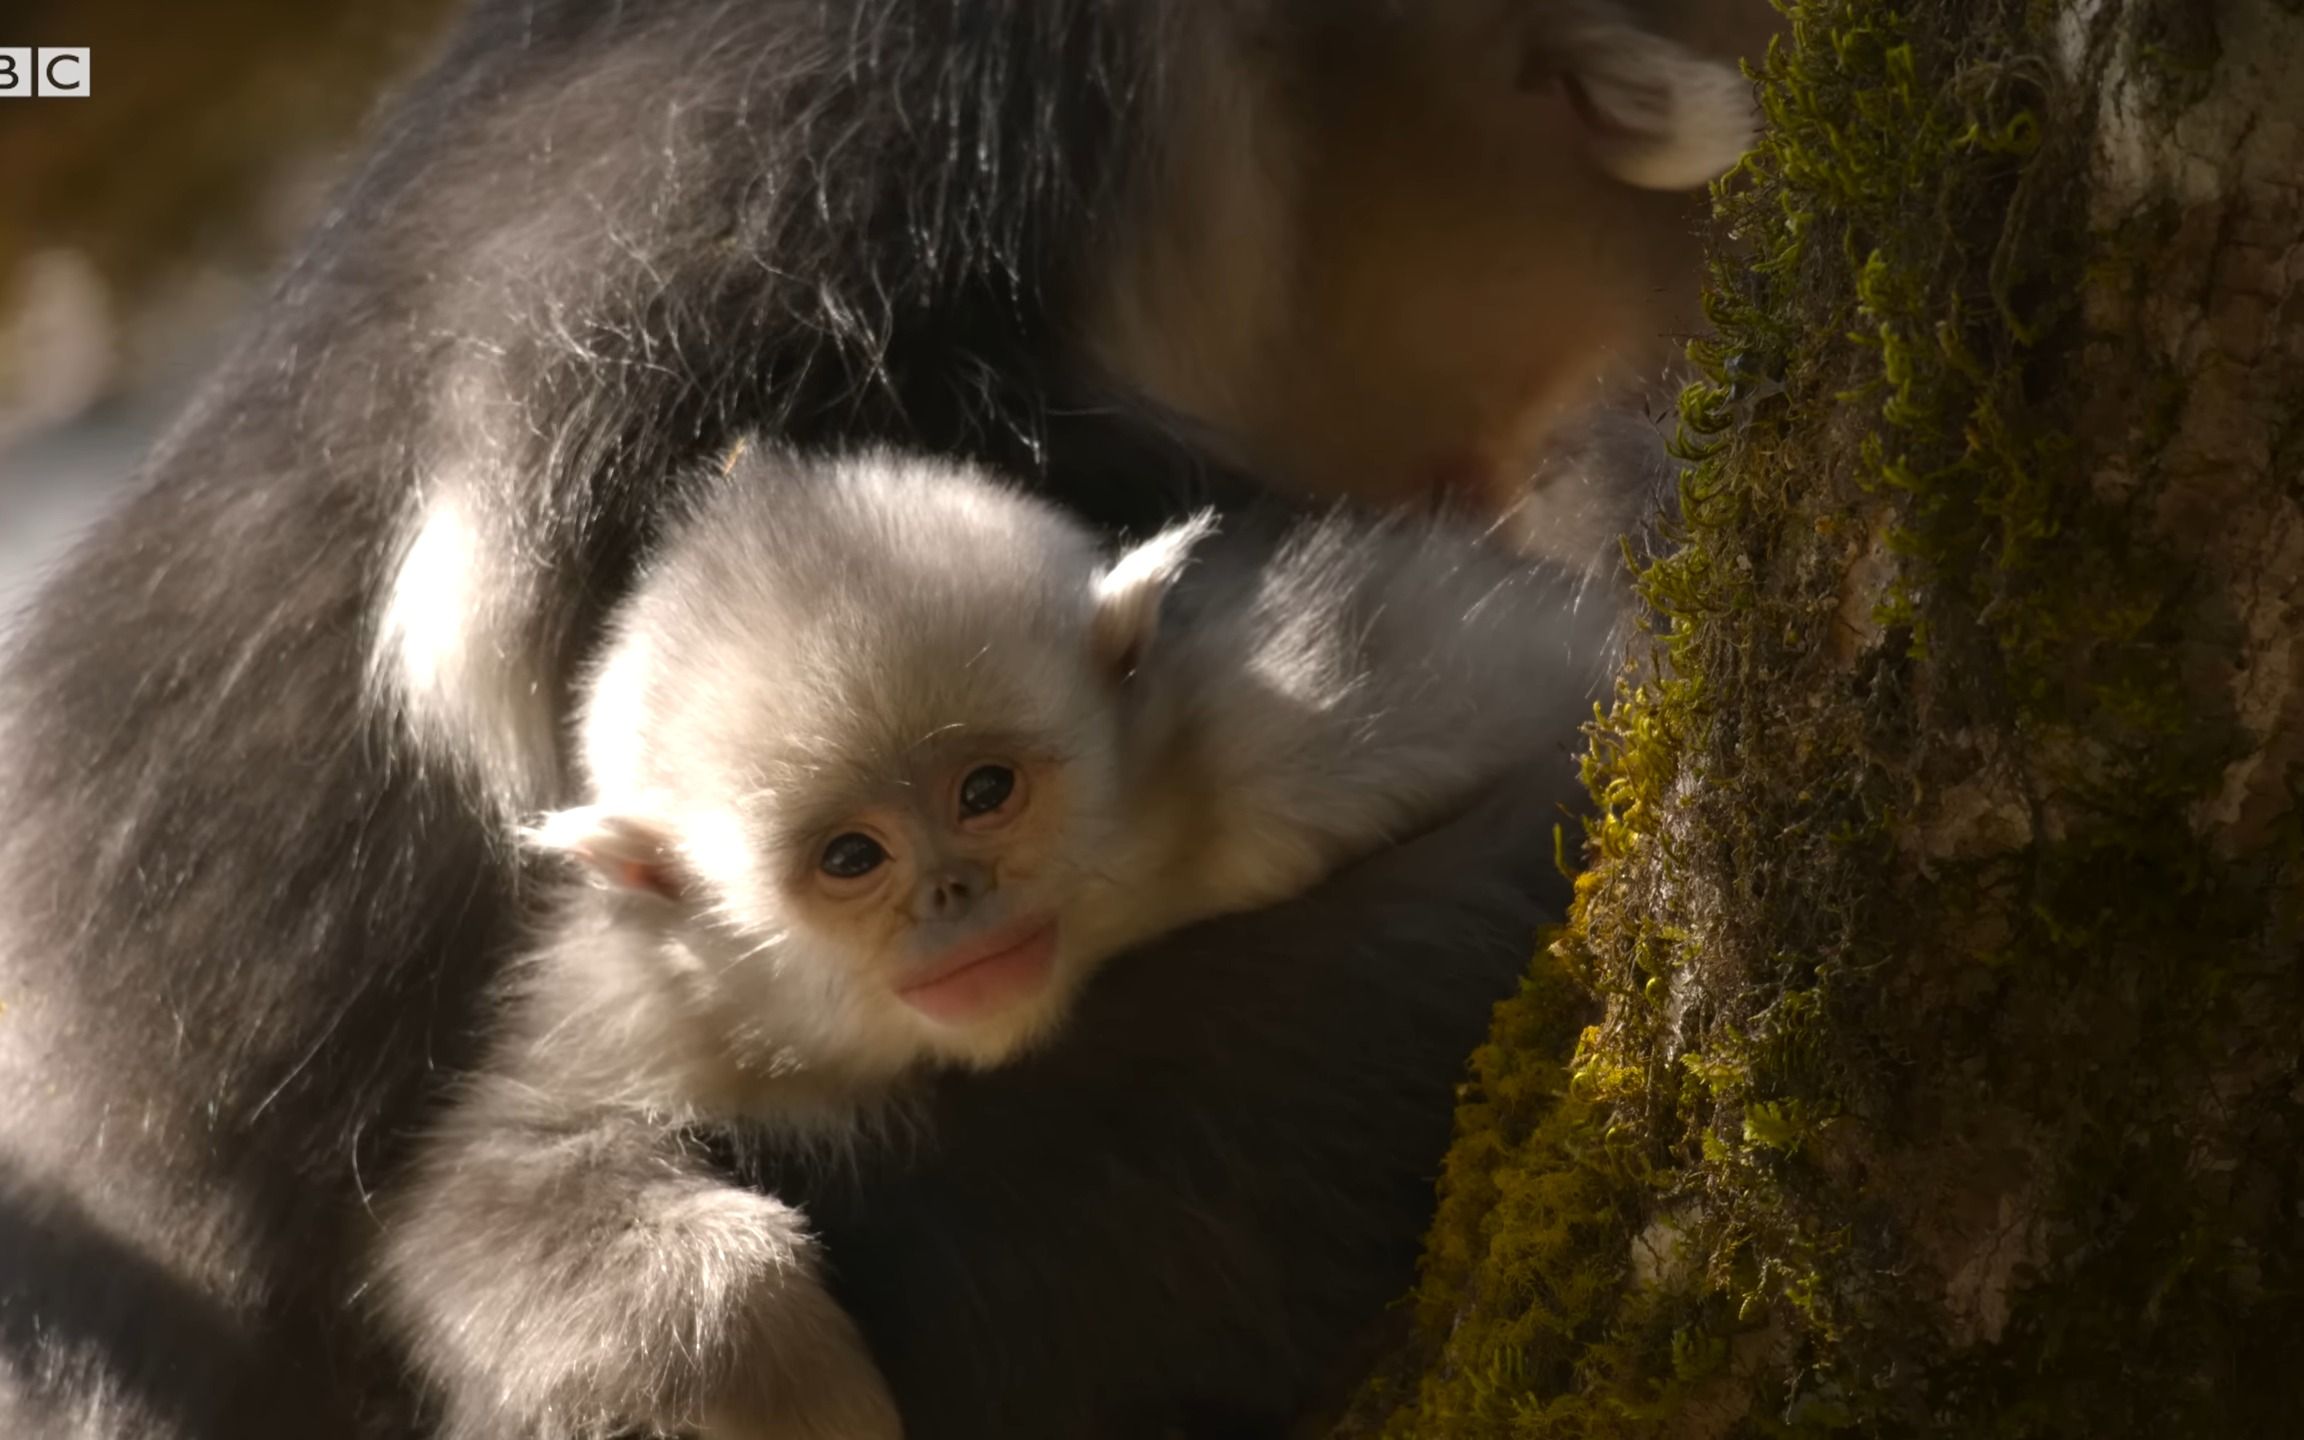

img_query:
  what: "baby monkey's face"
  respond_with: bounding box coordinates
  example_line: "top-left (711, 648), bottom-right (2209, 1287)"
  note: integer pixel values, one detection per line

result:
top-left (781, 742), bottom-right (1096, 1059)
top-left (548, 486), bottom-right (1215, 1085)
top-left (546, 712), bottom-right (1125, 1084)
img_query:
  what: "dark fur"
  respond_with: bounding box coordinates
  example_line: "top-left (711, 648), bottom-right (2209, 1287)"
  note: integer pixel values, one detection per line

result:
top-left (0, 1), bottom-right (1718, 1434)
top-left (795, 772), bottom-right (1575, 1438)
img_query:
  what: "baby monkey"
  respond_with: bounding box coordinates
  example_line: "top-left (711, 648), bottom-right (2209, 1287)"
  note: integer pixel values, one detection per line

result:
top-left (375, 447), bottom-right (1589, 1439)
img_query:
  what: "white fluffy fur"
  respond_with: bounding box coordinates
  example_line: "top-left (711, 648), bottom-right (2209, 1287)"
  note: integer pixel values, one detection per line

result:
top-left (373, 481), bottom-right (560, 812)
top-left (1558, 2), bottom-right (1760, 189)
top-left (1092, 509), bottom-right (1218, 673)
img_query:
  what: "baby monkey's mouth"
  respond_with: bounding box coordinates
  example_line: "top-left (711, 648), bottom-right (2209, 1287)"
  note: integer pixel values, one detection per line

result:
top-left (896, 916), bottom-right (1059, 1025)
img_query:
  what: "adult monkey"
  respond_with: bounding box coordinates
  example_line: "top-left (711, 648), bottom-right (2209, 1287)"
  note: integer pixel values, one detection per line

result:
top-left (0, 2), bottom-right (1767, 1435)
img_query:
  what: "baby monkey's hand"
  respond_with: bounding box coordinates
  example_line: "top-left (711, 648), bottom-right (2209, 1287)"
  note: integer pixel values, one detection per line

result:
top-left (698, 1241), bottom-right (903, 1440)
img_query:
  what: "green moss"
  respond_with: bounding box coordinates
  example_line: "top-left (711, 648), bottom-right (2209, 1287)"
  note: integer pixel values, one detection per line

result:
top-left (1357, 0), bottom-right (2304, 1433)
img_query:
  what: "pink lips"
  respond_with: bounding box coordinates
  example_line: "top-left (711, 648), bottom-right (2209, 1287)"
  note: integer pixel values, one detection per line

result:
top-left (895, 918), bottom-right (1059, 1025)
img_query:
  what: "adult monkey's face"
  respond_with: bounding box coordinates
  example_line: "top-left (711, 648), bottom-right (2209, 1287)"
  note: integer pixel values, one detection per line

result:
top-left (1084, 0), bottom-right (1782, 516)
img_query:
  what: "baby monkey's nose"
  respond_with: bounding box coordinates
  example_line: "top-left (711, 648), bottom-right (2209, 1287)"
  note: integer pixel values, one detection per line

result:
top-left (923, 860), bottom-right (991, 920)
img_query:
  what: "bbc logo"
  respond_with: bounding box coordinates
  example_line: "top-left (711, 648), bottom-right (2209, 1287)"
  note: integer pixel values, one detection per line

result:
top-left (0, 48), bottom-right (90, 98)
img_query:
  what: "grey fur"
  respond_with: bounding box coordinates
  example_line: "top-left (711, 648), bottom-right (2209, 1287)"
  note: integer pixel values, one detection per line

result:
top-left (375, 450), bottom-right (1596, 1438)
top-left (376, 1083), bottom-right (896, 1440)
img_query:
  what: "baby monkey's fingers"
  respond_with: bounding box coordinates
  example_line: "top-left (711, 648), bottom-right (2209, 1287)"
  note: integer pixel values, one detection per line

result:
top-left (703, 1277), bottom-right (903, 1440)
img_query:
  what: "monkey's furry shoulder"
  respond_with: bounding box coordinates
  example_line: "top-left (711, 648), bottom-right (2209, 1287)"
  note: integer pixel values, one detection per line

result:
top-left (374, 445), bottom-right (1583, 1440)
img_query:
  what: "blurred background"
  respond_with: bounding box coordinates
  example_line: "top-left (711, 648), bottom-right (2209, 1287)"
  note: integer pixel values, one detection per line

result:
top-left (0, 0), bottom-right (458, 628)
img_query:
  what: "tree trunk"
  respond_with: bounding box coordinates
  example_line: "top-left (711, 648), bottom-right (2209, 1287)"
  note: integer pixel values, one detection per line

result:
top-left (1349, 0), bottom-right (2304, 1432)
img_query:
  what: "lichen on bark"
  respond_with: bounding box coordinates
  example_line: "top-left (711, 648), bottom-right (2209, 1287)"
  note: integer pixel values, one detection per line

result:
top-left (1350, 0), bottom-right (2304, 1433)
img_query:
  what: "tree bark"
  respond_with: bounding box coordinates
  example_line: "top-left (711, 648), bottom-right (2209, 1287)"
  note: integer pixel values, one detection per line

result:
top-left (1350, 0), bottom-right (2304, 1432)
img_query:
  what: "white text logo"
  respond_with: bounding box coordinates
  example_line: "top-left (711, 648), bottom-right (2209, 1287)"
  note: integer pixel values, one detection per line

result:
top-left (0, 49), bottom-right (91, 98)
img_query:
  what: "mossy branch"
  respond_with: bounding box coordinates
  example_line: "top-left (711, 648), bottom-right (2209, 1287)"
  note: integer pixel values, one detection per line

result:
top-left (1351, 0), bottom-right (2304, 1433)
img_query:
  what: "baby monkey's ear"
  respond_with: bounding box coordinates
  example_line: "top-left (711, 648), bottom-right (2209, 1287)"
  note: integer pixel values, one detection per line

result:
top-left (526, 807), bottom-right (687, 902)
top-left (1529, 5), bottom-right (1757, 190)
top-left (1093, 511), bottom-right (1218, 679)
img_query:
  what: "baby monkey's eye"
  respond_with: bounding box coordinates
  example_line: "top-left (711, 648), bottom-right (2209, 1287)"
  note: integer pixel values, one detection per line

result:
top-left (820, 833), bottom-right (888, 879)
top-left (958, 765), bottom-right (1016, 819)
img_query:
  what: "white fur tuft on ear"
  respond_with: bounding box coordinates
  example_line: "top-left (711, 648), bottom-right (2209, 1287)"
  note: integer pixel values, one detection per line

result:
top-left (1093, 511), bottom-right (1218, 676)
top-left (1547, 13), bottom-right (1757, 190)
top-left (525, 806), bottom-right (685, 900)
